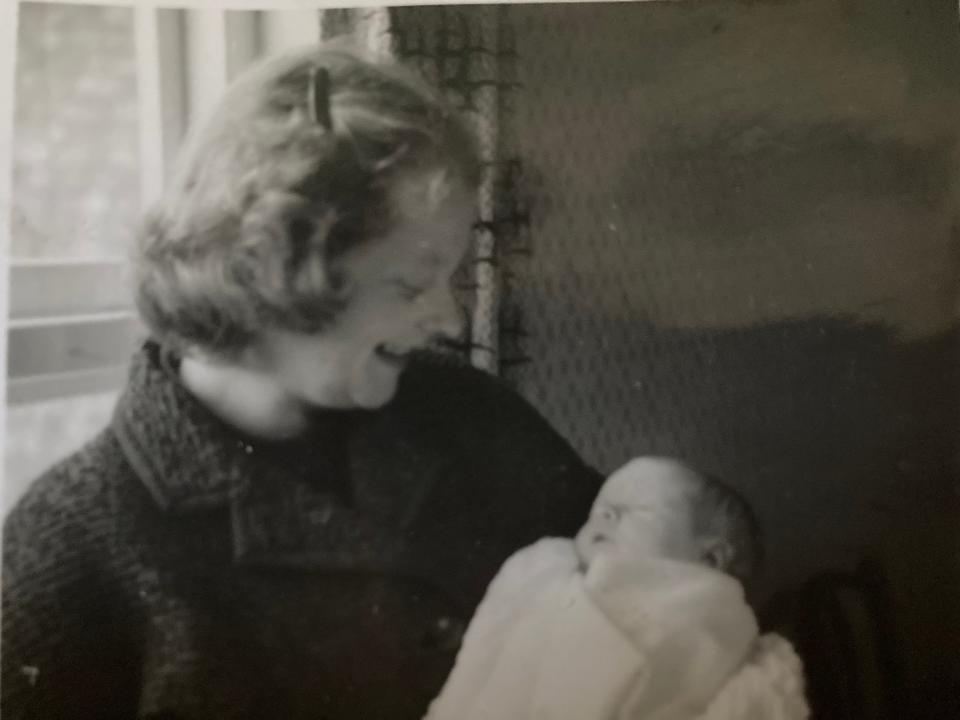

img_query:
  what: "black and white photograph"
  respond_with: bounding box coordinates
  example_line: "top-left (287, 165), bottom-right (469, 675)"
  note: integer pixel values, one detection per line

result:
top-left (2, 0), bottom-right (959, 718)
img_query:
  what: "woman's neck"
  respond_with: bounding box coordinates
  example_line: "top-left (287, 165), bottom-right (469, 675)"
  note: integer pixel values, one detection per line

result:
top-left (179, 355), bottom-right (310, 441)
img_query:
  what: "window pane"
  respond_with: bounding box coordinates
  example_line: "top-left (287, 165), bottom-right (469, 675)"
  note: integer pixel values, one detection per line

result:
top-left (12, 3), bottom-right (140, 259)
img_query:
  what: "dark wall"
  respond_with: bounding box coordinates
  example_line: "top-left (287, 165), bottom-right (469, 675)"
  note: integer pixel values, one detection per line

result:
top-left (391, 2), bottom-right (959, 711)
top-left (507, 0), bottom-right (960, 600)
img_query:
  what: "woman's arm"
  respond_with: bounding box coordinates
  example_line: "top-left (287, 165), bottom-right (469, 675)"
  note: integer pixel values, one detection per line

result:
top-left (2, 472), bottom-right (138, 720)
top-left (412, 357), bottom-right (604, 538)
top-left (464, 364), bottom-right (604, 536)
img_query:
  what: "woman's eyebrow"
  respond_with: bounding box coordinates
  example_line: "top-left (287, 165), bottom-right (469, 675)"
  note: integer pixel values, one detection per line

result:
top-left (386, 269), bottom-right (434, 287)
top-left (384, 277), bottom-right (424, 290)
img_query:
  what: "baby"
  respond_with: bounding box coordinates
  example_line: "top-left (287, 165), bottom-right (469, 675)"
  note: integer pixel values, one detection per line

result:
top-left (425, 457), bottom-right (809, 720)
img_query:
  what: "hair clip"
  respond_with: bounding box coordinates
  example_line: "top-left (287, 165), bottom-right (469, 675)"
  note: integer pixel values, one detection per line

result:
top-left (307, 66), bottom-right (332, 131)
top-left (372, 142), bottom-right (410, 172)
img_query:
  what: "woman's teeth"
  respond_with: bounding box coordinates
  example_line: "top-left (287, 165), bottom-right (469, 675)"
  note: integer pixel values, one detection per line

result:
top-left (376, 343), bottom-right (411, 361)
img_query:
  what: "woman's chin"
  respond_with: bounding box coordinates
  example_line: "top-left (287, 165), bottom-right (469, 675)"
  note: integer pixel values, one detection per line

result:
top-left (350, 374), bottom-right (402, 409)
top-left (351, 391), bottom-right (394, 410)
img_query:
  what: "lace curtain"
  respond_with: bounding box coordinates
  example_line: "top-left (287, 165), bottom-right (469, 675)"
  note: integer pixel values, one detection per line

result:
top-left (321, 6), bottom-right (528, 378)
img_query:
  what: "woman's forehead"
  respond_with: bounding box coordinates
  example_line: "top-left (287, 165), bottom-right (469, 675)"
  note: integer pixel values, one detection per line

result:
top-left (340, 192), bottom-right (472, 280)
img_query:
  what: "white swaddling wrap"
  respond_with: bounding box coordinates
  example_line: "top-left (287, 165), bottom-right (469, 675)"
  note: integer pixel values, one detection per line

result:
top-left (424, 538), bottom-right (809, 720)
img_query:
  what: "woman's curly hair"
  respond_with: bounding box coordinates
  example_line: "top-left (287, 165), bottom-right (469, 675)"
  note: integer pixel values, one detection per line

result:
top-left (134, 42), bottom-right (481, 359)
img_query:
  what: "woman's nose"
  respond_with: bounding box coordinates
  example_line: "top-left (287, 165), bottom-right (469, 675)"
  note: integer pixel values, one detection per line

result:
top-left (419, 286), bottom-right (464, 340)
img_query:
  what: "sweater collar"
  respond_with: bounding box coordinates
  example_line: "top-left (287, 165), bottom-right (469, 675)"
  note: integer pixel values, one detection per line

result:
top-left (112, 340), bottom-right (256, 513)
top-left (111, 341), bottom-right (456, 583)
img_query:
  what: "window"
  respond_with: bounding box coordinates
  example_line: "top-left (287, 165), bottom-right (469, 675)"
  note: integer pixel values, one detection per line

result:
top-left (4, 2), bottom-right (324, 509)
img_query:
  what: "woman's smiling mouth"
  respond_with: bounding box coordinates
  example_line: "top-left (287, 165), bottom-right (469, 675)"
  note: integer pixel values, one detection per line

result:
top-left (375, 343), bottom-right (414, 365)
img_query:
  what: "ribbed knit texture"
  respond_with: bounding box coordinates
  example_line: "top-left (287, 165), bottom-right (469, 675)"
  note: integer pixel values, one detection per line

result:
top-left (2, 341), bottom-right (601, 720)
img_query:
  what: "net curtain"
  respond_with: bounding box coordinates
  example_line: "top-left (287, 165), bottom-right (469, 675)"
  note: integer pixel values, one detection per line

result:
top-left (321, 6), bottom-right (528, 378)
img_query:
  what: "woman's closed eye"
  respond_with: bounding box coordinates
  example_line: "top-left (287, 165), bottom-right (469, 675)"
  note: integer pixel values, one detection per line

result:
top-left (394, 280), bottom-right (427, 301)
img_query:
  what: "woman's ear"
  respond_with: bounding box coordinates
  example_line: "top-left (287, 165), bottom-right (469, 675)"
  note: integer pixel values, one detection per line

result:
top-left (178, 343), bottom-right (221, 368)
top-left (232, 336), bottom-right (272, 372)
top-left (700, 538), bottom-right (733, 571)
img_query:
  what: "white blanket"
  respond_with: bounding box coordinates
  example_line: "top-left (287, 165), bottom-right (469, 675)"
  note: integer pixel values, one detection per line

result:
top-left (425, 539), bottom-right (809, 720)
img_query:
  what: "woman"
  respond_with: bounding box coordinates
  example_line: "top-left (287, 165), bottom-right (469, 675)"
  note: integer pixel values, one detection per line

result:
top-left (1, 44), bottom-right (601, 719)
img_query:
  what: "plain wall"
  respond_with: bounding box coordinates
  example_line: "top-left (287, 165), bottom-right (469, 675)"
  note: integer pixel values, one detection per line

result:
top-left (504, 0), bottom-right (960, 601)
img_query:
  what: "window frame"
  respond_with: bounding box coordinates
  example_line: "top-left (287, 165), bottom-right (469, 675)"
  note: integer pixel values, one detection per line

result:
top-left (4, 4), bottom-right (325, 407)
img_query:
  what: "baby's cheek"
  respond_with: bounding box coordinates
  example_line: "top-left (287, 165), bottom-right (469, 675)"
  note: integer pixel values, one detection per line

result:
top-left (573, 526), bottom-right (597, 565)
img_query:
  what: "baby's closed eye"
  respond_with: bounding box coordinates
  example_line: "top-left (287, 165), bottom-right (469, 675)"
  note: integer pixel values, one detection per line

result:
top-left (594, 506), bottom-right (619, 522)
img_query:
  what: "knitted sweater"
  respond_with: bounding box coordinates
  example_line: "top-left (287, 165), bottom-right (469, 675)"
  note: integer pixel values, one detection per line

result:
top-left (2, 341), bottom-right (602, 720)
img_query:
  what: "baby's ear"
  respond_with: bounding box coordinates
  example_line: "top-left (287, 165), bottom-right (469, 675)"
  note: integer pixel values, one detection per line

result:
top-left (700, 538), bottom-right (734, 571)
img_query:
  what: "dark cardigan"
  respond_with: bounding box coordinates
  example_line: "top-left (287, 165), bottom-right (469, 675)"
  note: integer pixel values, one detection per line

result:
top-left (2, 342), bottom-right (603, 720)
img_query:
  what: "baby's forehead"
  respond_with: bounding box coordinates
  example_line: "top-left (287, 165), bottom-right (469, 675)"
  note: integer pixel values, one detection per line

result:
top-left (597, 458), bottom-right (699, 508)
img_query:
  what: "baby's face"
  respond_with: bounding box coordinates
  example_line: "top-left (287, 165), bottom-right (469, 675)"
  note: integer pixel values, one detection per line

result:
top-left (575, 457), bottom-right (702, 568)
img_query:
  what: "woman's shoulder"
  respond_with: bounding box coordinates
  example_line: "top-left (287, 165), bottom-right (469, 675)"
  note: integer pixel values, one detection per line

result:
top-left (400, 352), bottom-right (514, 401)
top-left (398, 352), bottom-right (560, 435)
top-left (4, 428), bottom-right (135, 546)
top-left (395, 353), bottom-right (603, 537)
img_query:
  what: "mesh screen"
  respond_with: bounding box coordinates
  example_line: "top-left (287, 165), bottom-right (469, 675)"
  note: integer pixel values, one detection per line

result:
top-left (391, 6), bottom-right (524, 373)
top-left (499, 0), bottom-right (960, 598)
